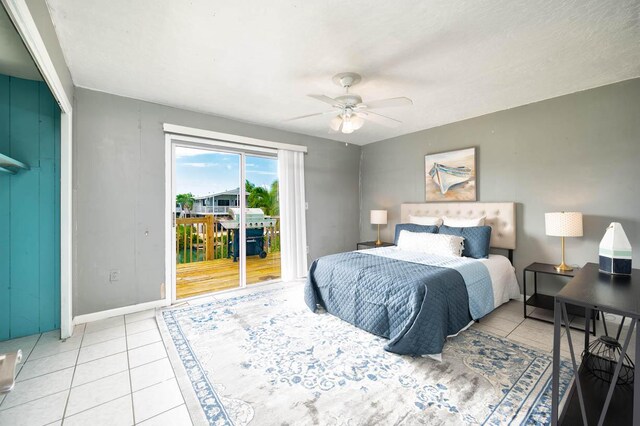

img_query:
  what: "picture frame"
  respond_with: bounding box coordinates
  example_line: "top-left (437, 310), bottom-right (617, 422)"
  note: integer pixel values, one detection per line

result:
top-left (425, 147), bottom-right (476, 201)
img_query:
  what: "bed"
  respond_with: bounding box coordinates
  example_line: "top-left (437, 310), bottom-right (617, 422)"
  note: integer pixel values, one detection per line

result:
top-left (304, 202), bottom-right (520, 357)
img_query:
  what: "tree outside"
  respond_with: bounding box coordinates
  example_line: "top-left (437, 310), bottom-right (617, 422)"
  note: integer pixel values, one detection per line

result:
top-left (246, 180), bottom-right (278, 216)
top-left (176, 193), bottom-right (195, 217)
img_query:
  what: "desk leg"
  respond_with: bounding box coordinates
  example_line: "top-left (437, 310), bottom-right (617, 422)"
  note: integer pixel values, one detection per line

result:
top-left (551, 298), bottom-right (562, 425)
top-left (523, 270), bottom-right (527, 319)
top-left (599, 319), bottom-right (636, 425)
top-left (584, 307), bottom-right (591, 354)
top-left (635, 322), bottom-right (640, 426)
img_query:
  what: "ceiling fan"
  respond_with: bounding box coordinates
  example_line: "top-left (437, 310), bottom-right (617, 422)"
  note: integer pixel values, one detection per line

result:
top-left (286, 72), bottom-right (413, 134)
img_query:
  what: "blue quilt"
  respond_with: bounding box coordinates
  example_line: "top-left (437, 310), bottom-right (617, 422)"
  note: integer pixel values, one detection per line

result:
top-left (304, 250), bottom-right (494, 355)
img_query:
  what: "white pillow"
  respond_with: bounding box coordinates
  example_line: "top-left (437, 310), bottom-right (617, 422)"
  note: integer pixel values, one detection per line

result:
top-left (442, 216), bottom-right (486, 227)
top-left (396, 230), bottom-right (464, 257)
top-left (409, 215), bottom-right (443, 227)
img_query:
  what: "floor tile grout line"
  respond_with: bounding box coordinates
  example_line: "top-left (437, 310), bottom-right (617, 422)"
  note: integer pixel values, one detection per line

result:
top-left (64, 352), bottom-right (168, 391)
top-left (57, 352), bottom-right (166, 418)
top-left (73, 331), bottom-right (161, 366)
top-left (60, 393), bottom-right (132, 423)
top-left (72, 338), bottom-right (165, 372)
top-left (25, 346), bottom-right (81, 363)
top-left (20, 332), bottom-right (43, 364)
top-left (75, 347), bottom-right (128, 367)
top-left (152, 316), bottom-right (190, 423)
top-left (12, 332), bottom-right (44, 382)
top-left (60, 324), bottom-right (87, 423)
top-left (84, 319), bottom-right (158, 338)
top-left (15, 352), bottom-right (80, 384)
top-left (125, 312), bottom-right (159, 325)
top-left (0, 389), bottom-right (70, 415)
top-left (5, 364), bottom-right (76, 390)
top-left (133, 397), bottom-right (185, 425)
top-left (78, 323), bottom-right (160, 350)
top-left (124, 318), bottom-right (137, 425)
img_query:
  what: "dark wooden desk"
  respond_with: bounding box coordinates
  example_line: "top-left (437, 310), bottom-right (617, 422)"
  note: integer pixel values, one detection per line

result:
top-left (551, 262), bottom-right (640, 425)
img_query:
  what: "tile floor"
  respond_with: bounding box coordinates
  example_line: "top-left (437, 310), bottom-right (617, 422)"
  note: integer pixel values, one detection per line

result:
top-left (0, 284), bottom-right (636, 425)
top-left (0, 309), bottom-right (191, 426)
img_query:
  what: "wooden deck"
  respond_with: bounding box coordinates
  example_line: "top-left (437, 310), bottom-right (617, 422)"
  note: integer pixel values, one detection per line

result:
top-left (176, 251), bottom-right (281, 299)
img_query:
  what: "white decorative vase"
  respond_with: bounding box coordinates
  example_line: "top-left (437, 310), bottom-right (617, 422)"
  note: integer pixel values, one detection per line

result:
top-left (599, 222), bottom-right (632, 275)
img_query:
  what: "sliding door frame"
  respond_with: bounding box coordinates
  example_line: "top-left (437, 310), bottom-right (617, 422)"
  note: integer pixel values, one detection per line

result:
top-left (165, 133), bottom-right (279, 303)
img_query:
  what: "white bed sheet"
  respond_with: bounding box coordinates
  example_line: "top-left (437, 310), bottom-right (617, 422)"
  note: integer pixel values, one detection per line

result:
top-left (477, 254), bottom-right (521, 309)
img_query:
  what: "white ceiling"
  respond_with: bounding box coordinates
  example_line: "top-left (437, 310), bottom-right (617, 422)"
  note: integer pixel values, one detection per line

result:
top-left (0, 6), bottom-right (42, 81)
top-left (47, 0), bottom-right (639, 145)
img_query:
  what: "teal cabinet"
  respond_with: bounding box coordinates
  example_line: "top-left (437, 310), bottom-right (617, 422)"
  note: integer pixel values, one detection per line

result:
top-left (0, 74), bottom-right (60, 340)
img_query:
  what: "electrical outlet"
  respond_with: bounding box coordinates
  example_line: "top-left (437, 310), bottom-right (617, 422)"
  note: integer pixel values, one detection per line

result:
top-left (306, 245), bottom-right (310, 254)
top-left (305, 202), bottom-right (309, 210)
top-left (109, 270), bottom-right (120, 282)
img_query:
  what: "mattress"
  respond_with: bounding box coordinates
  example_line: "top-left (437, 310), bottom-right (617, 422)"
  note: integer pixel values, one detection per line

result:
top-left (304, 247), bottom-right (520, 356)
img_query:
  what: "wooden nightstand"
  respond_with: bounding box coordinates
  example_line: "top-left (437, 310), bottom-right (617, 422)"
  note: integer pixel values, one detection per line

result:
top-left (523, 262), bottom-right (596, 335)
top-left (356, 241), bottom-right (394, 250)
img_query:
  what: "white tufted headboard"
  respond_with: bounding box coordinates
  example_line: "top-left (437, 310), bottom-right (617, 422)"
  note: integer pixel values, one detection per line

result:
top-left (400, 202), bottom-right (516, 250)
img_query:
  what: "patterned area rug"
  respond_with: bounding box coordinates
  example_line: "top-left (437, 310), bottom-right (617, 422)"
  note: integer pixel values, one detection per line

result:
top-left (158, 284), bottom-right (573, 425)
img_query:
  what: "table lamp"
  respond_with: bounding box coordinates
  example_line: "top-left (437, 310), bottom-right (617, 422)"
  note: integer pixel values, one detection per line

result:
top-left (370, 210), bottom-right (387, 246)
top-left (545, 211), bottom-right (583, 272)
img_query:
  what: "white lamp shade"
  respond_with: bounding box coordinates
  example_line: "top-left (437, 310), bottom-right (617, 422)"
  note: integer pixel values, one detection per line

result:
top-left (545, 212), bottom-right (583, 237)
top-left (370, 210), bottom-right (387, 225)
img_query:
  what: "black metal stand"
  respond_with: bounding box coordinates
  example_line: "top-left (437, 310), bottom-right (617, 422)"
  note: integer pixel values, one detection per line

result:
top-left (523, 263), bottom-right (596, 336)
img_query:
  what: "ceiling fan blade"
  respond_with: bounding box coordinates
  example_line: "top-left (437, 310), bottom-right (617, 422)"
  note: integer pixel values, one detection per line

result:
top-left (359, 97), bottom-right (413, 110)
top-left (284, 110), bottom-right (337, 122)
top-left (308, 94), bottom-right (345, 107)
top-left (356, 111), bottom-right (402, 128)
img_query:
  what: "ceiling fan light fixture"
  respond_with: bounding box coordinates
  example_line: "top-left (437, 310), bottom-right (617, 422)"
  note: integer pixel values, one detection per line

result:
top-left (330, 115), bottom-right (342, 131)
top-left (287, 72), bottom-right (412, 135)
top-left (341, 117), bottom-right (355, 134)
top-left (351, 114), bottom-right (364, 130)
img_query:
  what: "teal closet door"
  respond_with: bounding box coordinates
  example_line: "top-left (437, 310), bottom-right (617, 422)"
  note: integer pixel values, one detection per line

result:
top-left (0, 75), bottom-right (10, 341)
top-left (0, 75), bottom-right (61, 340)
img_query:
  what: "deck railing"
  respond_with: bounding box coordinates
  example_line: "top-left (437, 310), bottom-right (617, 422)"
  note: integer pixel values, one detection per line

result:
top-left (176, 215), bottom-right (280, 264)
top-left (191, 205), bottom-right (231, 215)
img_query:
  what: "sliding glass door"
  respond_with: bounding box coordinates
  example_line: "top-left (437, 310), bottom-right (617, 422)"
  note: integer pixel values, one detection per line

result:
top-left (172, 144), bottom-right (280, 300)
top-left (245, 154), bottom-right (281, 285)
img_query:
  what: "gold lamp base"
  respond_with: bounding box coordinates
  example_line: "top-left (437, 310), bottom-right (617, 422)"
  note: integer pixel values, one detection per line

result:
top-left (554, 236), bottom-right (573, 272)
top-left (555, 262), bottom-right (573, 272)
top-left (375, 224), bottom-right (382, 245)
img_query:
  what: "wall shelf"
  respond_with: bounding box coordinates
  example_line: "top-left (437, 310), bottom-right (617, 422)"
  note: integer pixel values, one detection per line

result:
top-left (0, 152), bottom-right (29, 174)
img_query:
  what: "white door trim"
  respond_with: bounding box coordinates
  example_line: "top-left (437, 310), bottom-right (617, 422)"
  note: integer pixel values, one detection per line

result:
top-left (164, 134), bottom-right (174, 305)
top-left (163, 123), bottom-right (307, 153)
top-left (2, 0), bottom-right (74, 338)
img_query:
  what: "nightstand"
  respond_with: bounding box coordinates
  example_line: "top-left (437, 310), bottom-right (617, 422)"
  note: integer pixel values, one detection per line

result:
top-left (356, 241), bottom-right (394, 250)
top-left (523, 262), bottom-right (596, 335)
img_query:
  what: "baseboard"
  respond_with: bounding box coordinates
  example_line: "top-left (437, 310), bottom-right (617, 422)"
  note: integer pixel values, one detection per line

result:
top-left (73, 299), bottom-right (169, 325)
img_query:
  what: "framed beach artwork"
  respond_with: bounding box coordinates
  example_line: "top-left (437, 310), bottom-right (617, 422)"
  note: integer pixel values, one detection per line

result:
top-left (425, 147), bottom-right (476, 201)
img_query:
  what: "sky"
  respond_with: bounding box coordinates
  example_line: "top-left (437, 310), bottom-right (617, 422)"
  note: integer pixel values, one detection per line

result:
top-left (175, 147), bottom-right (278, 196)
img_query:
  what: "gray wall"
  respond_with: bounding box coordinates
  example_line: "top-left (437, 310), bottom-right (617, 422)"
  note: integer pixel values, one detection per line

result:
top-left (25, 0), bottom-right (74, 103)
top-left (73, 88), bottom-right (360, 315)
top-left (360, 78), bottom-right (640, 291)
top-left (74, 78), bottom-right (639, 315)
